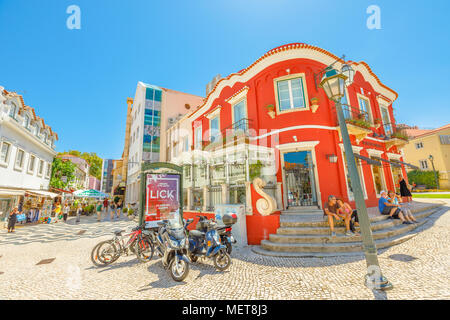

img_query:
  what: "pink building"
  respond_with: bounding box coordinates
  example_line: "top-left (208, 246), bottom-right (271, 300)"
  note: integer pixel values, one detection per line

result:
top-left (88, 175), bottom-right (101, 191)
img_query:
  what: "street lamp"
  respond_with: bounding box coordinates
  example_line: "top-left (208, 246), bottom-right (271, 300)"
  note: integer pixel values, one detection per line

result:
top-left (428, 155), bottom-right (439, 189)
top-left (319, 61), bottom-right (393, 291)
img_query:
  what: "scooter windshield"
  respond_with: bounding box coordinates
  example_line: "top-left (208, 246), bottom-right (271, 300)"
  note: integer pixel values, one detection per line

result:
top-left (167, 222), bottom-right (185, 240)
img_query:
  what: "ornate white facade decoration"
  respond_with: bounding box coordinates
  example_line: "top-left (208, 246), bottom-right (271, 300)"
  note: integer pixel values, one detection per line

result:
top-left (253, 177), bottom-right (277, 216)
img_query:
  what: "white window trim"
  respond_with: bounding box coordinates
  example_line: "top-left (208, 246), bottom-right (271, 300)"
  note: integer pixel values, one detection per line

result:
top-left (356, 93), bottom-right (373, 124)
top-left (379, 104), bottom-right (392, 134)
top-left (273, 73), bottom-right (310, 115)
top-left (45, 162), bottom-right (52, 178)
top-left (0, 141), bottom-right (12, 168)
top-left (194, 125), bottom-right (202, 150)
top-left (419, 159), bottom-right (429, 170)
top-left (14, 148), bottom-right (26, 171)
top-left (230, 98), bottom-right (248, 130)
top-left (37, 159), bottom-right (44, 177)
top-left (27, 154), bottom-right (37, 175)
top-left (369, 158), bottom-right (387, 198)
top-left (209, 114), bottom-right (221, 143)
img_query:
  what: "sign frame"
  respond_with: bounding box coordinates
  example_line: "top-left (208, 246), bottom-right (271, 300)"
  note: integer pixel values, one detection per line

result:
top-left (138, 162), bottom-right (183, 226)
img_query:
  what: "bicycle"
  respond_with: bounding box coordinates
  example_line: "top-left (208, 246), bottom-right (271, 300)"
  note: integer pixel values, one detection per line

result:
top-left (92, 224), bottom-right (154, 266)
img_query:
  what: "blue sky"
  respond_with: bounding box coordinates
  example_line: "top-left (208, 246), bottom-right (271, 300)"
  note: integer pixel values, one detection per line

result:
top-left (1, 0), bottom-right (449, 159)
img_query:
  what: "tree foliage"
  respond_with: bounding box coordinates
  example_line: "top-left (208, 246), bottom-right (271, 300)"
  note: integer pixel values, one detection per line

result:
top-left (50, 158), bottom-right (76, 189)
top-left (57, 150), bottom-right (103, 180)
top-left (407, 170), bottom-right (440, 188)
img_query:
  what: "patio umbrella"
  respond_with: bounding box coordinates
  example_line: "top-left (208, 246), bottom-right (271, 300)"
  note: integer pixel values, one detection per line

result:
top-left (73, 189), bottom-right (109, 198)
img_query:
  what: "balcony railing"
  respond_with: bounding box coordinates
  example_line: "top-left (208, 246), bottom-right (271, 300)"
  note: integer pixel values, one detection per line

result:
top-left (379, 122), bottom-right (408, 140)
top-left (339, 104), bottom-right (372, 129)
top-left (221, 118), bottom-right (254, 137)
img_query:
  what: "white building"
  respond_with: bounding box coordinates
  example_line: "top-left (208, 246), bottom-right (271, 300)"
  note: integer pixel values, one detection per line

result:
top-left (0, 87), bottom-right (58, 222)
top-left (0, 87), bottom-right (58, 191)
top-left (125, 81), bottom-right (204, 205)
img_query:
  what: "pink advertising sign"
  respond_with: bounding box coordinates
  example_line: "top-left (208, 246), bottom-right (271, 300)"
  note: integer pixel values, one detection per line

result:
top-left (145, 173), bottom-right (180, 227)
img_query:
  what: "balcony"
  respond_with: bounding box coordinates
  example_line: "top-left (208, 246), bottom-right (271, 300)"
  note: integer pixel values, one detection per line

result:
top-left (381, 122), bottom-right (409, 149)
top-left (336, 105), bottom-right (373, 143)
top-left (204, 118), bottom-right (254, 151)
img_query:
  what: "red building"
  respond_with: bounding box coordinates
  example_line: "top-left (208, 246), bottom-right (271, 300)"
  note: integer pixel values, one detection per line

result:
top-left (173, 43), bottom-right (411, 244)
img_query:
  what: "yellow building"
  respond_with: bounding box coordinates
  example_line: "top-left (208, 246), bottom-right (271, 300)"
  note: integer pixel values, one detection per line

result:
top-left (402, 124), bottom-right (450, 189)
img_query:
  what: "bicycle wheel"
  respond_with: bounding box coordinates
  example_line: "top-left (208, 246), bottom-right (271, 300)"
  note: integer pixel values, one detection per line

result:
top-left (135, 237), bottom-right (154, 262)
top-left (90, 242), bottom-right (106, 267)
top-left (96, 240), bottom-right (119, 265)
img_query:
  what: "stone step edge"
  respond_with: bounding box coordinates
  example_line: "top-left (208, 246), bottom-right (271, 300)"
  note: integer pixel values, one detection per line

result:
top-left (269, 220), bottom-right (426, 243)
top-left (259, 232), bottom-right (417, 254)
top-left (278, 207), bottom-right (439, 230)
top-left (279, 203), bottom-right (443, 225)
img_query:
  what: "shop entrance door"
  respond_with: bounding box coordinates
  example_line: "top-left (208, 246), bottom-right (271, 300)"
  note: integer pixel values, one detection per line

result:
top-left (283, 151), bottom-right (317, 207)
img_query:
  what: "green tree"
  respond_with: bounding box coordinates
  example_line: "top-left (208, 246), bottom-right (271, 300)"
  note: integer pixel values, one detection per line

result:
top-left (50, 158), bottom-right (76, 189)
top-left (58, 150), bottom-right (103, 180)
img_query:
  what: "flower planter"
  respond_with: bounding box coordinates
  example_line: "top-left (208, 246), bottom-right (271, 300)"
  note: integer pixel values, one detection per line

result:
top-left (265, 104), bottom-right (276, 119)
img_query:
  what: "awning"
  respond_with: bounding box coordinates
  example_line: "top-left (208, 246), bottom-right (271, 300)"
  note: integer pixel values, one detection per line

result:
top-left (0, 188), bottom-right (26, 196)
top-left (353, 154), bottom-right (382, 166)
top-left (391, 159), bottom-right (419, 170)
top-left (373, 156), bottom-right (402, 168)
top-left (26, 190), bottom-right (60, 198)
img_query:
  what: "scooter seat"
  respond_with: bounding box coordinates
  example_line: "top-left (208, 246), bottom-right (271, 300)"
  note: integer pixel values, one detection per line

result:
top-left (189, 230), bottom-right (205, 238)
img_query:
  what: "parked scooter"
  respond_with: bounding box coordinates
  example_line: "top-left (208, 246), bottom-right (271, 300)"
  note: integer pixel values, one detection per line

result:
top-left (154, 219), bottom-right (191, 282)
top-left (196, 214), bottom-right (238, 254)
top-left (186, 217), bottom-right (232, 271)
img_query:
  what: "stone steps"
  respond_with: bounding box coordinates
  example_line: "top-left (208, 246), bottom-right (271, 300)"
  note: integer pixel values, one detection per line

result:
top-left (269, 220), bottom-right (426, 243)
top-left (253, 203), bottom-right (444, 257)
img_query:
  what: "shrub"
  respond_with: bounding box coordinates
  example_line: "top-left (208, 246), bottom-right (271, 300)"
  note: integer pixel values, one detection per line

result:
top-left (407, 170), bottom-right (440, 189)
top-left (128, 208), bottom-right (135, 216)
top-left (122, 207), bottom-right (128, 214)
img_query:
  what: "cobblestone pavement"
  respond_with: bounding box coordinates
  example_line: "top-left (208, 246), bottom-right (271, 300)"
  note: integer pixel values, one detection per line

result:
top-left (0, 200), bottom-right (449, 300)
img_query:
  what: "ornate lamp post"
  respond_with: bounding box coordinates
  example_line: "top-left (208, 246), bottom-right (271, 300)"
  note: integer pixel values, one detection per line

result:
top-left (428, 155), bottom-right (439, 189)
top-left (319, 63), bottom-right (393, 291)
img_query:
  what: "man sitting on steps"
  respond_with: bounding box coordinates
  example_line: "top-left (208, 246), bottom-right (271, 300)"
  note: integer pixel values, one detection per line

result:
top-left (323, 195), bottom-right (353, 238)
top-left (379, 190), bottom-right (412, 224)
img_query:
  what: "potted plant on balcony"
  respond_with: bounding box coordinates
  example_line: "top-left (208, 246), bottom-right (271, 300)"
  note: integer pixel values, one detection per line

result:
top-left (310, 97), bottom-right (320, 113)
top-left (265, 104), bottom-right (276, 119)
top-left (391, 131), bottom-right (409, 141)
top-left (345, 118), bottom-right (372, 130)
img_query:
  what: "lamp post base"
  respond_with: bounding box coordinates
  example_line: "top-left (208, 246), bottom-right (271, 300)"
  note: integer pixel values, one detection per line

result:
top-left (365, 274), bottom-right (394, 291)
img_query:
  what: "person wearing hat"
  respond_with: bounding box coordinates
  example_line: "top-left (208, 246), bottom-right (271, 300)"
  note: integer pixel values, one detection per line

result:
top-left (378, 190), bottom-right (411, 224)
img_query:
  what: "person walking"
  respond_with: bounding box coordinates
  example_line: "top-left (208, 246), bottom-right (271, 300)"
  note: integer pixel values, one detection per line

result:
top-left (109, 202), bottom-right (116, 221)
top-left (116, 200), bottom-right (123, 220)
top-left (103, 197), bottom-right (109, 221)
top-left (7, 206), bottom-right (18, 233)
top-left (96, 201), bottom-right (103, 222)
top-left (75, 203), bottom-right (82, 223)
top-left (53, 201), bottom-right (62, 223)
top-left (62, 202), bottom-right (70, 223)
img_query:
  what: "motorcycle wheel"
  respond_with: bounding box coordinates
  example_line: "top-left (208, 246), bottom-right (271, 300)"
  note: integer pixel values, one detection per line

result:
top-left (135, 238), bottom-right (154, 262)
top-left (213, 250), bottom-right (231, 271)
top-left (168, 258), bottom-right (189, 282)
top-left (97, 240), bottom-right (119, 265)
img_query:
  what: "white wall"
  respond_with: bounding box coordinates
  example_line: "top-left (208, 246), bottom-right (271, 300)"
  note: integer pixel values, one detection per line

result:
top-left (0, 121), bottom-right (55, 190)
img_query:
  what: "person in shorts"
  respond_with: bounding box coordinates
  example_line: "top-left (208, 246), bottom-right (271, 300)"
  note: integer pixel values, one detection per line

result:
top-left (323, 195), bottom-right (348, 237)
top-left (388, 191), bottom-right (417, 224)
top-left (379, 190), bottom-right (410, 224)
